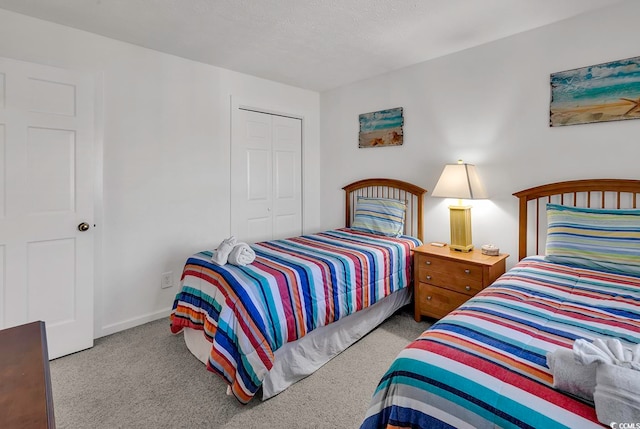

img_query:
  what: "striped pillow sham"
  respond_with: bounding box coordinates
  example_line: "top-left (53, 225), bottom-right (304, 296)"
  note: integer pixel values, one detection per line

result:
top-left (351, 197), bottom-right (406, 237)
top-left (545, 203), bottom-right (640, 276)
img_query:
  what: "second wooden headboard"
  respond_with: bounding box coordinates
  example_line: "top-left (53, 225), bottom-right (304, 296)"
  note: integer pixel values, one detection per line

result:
top-left (343, 178), bottom-right (427, 242)
top-left (513, 179), bottom-right (640, 260)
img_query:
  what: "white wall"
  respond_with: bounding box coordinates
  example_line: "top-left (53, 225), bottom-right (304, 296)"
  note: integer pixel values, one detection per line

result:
top-left (320, 0), bottom-right (640, 267)
top-left (0, 9), bottom-right (320, 338)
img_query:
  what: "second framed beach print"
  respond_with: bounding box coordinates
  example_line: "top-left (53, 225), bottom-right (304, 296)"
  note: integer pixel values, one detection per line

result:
top-left (550, 55), bottom-right (640, 126)
top-left (359, 107), bottom-right (404, 148)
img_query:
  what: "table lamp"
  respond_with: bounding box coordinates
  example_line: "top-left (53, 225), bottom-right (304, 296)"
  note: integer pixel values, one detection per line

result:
top-left (431, 160), bottom-right (487, 252)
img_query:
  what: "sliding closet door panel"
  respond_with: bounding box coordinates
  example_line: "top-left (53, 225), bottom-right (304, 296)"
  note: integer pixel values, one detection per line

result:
top-left (272, 115), bottom-right (301, 239)
top-left (231, 109), bottom-right (273, 243)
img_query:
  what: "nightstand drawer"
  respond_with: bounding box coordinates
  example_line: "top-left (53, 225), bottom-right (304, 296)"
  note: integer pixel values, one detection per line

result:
top-left (412, 245), bottom-right (509, 322)
top-left (416, 270), bottom-right (483, 295)
top-left (417, 283), bottom-right (470, 319)
top-left (416, 255), bottom-right (483, 282)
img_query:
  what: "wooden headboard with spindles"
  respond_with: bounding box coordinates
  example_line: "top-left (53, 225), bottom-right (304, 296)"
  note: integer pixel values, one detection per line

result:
top-left (513, 179), bottom-right (640, 261)
top-left (343, 178), bottom-right (427, 242)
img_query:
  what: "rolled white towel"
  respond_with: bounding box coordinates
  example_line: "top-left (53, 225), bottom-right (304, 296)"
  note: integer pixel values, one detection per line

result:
top-left (228, 242), bottom-right (256, 266)
top-left (594, 363), bottom-right (640, 426)
top-left (574, 338), bottom-right (615, 366)
top-left (574, 338), bottom-right (640, 370)
top-left (211, 236), bottom-right (237, 266)
top-left (546, 348), bottom-right (597, 403)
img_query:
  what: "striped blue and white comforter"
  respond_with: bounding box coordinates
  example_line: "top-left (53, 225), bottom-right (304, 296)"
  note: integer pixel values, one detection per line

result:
top-left (170, 228), bottom-right (420, 403)
top-left (361, 256), bottom-right (640, 428)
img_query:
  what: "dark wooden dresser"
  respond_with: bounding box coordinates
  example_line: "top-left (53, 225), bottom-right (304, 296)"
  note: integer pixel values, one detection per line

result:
top-left (0, 321), bottom-right (55, 428)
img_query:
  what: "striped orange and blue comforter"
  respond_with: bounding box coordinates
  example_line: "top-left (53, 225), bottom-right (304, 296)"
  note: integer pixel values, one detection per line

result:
top-left (361, 256), bottom-right (640, 429)
top-left (170, 228), bottom-right (420, 403)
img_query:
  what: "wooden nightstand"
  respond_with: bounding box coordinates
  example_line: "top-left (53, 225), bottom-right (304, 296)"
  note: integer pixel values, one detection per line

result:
top-left (413, 245), bottom-right (509, 321)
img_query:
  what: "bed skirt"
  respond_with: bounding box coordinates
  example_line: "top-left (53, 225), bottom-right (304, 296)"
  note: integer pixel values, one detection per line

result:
top-left (183, 286), bottom-right (411, 400)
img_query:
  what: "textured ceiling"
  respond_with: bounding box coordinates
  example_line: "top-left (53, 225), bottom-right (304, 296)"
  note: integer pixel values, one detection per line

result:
top-left (0, 0), bottom-right (625, 91)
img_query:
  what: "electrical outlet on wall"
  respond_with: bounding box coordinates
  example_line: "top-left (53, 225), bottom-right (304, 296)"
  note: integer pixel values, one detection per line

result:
top-left (161, 271), bottom-right (173, 289)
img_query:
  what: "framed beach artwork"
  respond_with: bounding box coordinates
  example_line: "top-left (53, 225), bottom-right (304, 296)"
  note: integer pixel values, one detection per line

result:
top-left (358, 107), bottom-right (404, 148)
top-left (550, 55), bottom-right (640, 126)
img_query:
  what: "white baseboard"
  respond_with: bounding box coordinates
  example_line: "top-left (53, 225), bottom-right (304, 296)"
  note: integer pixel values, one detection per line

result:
top-left (97, 307), bottom-right (172, 338)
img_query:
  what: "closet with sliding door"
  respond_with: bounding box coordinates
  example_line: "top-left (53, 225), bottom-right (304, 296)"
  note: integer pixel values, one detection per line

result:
top-left (230, 106), bottom-right (302, 243)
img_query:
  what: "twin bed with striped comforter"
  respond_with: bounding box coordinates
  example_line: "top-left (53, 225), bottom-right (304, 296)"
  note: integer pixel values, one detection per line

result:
top-left (170, 228), bottom-right (420, 403)
top-left (361, 256), bottom-right (640, 428)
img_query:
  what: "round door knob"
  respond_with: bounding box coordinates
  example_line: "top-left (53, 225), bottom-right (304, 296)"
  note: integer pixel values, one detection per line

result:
top-left (464, 269), bottom-right (470, 274)
top-left (426, 275), bottom-right (432, 280)
top-left (78, 222), bottom-right (90, 232)
top-left (465, 285), bottom-right (471, 291)
top-left (426, 296), bottom-right (432, 300)
top-left (425, 261), bottom-right (431, 265)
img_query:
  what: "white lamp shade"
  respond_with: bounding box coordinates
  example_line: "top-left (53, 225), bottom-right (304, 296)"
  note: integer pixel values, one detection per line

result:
top-left (431, 162), bottom-right (487, 199)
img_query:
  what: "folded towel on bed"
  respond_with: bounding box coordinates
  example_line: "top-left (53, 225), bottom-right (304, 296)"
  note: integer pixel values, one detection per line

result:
top-left (574, 338), bottom-right (640, 370)
top-left (594, 363), bottom-right (640, 426)
top-left (546, 348), bottom-right (597, 402)
top-left (228, 242), bottom-right (256, 266)
top-left (211, 236), bottom-right (237, 266)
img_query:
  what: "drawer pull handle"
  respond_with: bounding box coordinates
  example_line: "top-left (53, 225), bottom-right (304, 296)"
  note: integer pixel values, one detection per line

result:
top-left (465, 286), bottom-right (471, 291)
top-left (425, 261), bottom-right (431, 265)
top-left (426, 275), bottom-right (432, 280)
top-left (464, 269), bottom-right (470, 274)
top-left (426, 296), bottom-right (432, 300)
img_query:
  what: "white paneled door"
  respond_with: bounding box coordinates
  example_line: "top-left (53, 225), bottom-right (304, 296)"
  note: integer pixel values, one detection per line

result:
top-left (231, 108), bottom-right (302, 243)
top-left (0, 57), bottom-right (94, 359)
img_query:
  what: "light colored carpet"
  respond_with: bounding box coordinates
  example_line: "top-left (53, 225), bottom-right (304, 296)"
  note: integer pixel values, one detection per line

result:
top-left (50, 306), bottom-right (430, 429)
